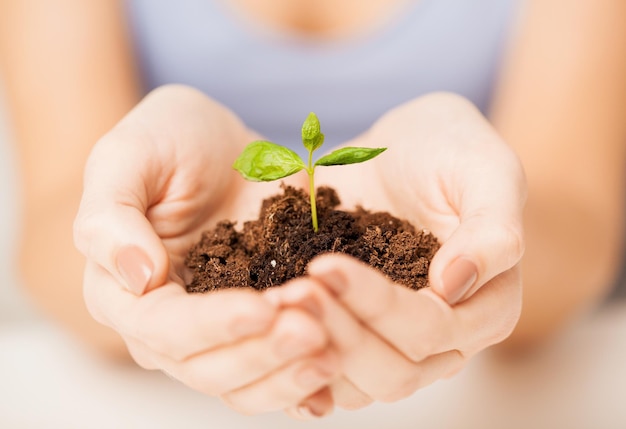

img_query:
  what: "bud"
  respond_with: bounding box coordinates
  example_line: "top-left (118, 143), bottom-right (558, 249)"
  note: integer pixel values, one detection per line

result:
top-left (302, 112), bottom-right (324, 151)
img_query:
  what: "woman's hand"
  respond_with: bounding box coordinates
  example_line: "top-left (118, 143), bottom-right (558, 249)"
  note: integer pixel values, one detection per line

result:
top-left (73, 85), bottom-right (338, 415)
top-left (318, 92), bottom-right (526, 307)
top-left (286, 255), bottom-right (520, 412)
top-left (274, 93), bottom-right (526, 412)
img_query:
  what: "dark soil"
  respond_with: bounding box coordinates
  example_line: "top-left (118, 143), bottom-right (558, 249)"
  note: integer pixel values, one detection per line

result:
top-left (185, 186), bottom-right (440, 293)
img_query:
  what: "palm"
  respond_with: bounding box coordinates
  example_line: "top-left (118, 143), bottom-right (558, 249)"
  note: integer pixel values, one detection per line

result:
top-left (89, 86), bottom-right (309, 286)
top-left (152, 174), bottom-right (308, 282)
top-left (316, 96), bottom-right (522, 247)
top-left (314, 137), bottom-right (459, 245)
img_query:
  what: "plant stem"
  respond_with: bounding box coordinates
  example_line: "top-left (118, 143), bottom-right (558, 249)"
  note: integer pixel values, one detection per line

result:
top-left (307, 150), bottom-right (318, 232)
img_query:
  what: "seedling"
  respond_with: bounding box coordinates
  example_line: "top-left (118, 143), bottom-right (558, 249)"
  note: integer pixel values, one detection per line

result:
top-left (233, 112), bottom-right (386, 232)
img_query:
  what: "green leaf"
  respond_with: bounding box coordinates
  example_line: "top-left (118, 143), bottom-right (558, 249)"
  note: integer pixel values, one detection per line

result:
top-left (302, 112), bottom-right (324, 152)
top-left (233, 140), bottom-right (305, 181)
top-left (315, 147), bottom-right (387, 167)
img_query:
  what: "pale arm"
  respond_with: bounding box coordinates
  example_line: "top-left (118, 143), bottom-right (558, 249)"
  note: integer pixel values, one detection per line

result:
top-left (0, 0), bottom-right (141, 358)
top-left (490, 0), bottom-right (626, 350)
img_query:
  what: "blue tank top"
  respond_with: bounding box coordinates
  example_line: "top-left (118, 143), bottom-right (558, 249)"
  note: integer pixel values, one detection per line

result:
top-left (125, 0), bottom-right (520, 158)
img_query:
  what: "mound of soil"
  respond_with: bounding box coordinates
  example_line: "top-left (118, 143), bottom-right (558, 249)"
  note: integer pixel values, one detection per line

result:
top-left (185, 186), bottom-right (440, 293)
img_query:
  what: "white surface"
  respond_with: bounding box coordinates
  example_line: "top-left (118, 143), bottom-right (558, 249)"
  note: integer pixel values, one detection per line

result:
top-left (1, 304), bottom-right (626, 429)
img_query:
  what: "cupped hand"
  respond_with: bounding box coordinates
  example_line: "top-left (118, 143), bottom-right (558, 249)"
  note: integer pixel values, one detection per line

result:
top-left (277, 93), bottom-right (526, 411)
top-left (316, 92), bottom-right (526, 305)
top-left (73, 85), bottom-right (338, 415)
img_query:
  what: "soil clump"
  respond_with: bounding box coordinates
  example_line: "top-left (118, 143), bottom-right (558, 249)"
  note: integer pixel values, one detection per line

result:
top-left (185, 186), bottom-right (440, 293)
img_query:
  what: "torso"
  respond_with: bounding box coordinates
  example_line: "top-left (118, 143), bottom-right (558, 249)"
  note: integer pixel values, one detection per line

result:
top-left (126, 0), bottom-right (521, 157)
top-left (223, 0), bottom-right (414, 40)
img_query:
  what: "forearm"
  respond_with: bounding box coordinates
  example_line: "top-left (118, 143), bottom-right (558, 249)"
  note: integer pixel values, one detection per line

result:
top-left (0, 0), bottom-right (140, 358)
top-left (503, 190), bottom-right (624, 350)
top-left (18, 188), bottom-right (130, 360)
top-left (489, 0), bottom-right (626, 350)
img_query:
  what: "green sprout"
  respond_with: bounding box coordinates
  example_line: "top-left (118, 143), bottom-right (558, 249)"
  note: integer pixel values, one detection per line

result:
top-left (232, 112), bottom-right (386, 232)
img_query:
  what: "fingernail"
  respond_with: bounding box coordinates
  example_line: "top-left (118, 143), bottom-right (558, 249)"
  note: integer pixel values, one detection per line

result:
top-left (297, 404), bottom-right (323, 419)
top-left (116, 246), bottom-right (153, 295)
top-left (441, 257), bottom-right (477, 305)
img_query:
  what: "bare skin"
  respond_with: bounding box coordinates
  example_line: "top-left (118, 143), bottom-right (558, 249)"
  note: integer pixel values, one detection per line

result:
top-left (225, 0), bottom-right (413, 39)
top-left (0, 0), bottom-right (141, 358)
top-left (1, 0), bottom-right (625, 373)
top-left (72, 88), bottom-right (525, 415)
top-left (490, 0), bottom-right (626, 350)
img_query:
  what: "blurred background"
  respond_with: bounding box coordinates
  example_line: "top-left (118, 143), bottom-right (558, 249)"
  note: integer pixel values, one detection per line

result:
top-left (0, 84), bottom-right (32, 324)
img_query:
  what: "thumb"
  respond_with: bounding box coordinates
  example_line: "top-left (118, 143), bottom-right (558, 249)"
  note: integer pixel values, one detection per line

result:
top-left (429, 215), bottom-right (525, 305)
top-left (73, 135), bottom-right (170, 296)
top-left (74, 199), bottom-right (169, 296)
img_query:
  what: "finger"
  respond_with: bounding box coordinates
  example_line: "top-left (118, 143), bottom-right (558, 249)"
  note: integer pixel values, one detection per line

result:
top-left (160, 308), bottom-right (330, 397)
top-left (84, 263), bottom-right (278, 361)
top-left (308, 254), bottom-right (455, 361)
top-left (285, 388), bottom-right (335, 420)
top-left (73, 127), bottom-right (172, 295)
top-left (430, 147), bottom-right (526, 305)
top-left (74, 85), bottom-right (247, 295)
top-left (266, 280), bottom-right (465, 403)
top-left (220, 350), bottom-right (338, 415)
top-left (308, 254), bottom-right (521, 361)
top-left (75, 204), bottom-right (169, 296)
top-left (328, 377), bottom-right (373, 411)
top-left (430, 216), bottom-right (524, 305)
top-left (448, 265), bottom-right (523, 355)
